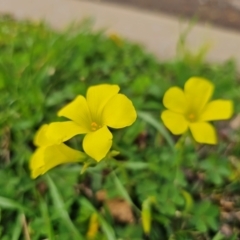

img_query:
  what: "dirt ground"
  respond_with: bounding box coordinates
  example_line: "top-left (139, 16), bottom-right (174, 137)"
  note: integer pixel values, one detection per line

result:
top-left (93, 0), bottom-right (240, 31)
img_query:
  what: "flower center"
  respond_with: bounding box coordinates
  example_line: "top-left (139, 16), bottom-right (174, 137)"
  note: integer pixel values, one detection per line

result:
top-left (91, 122), bottom-right (101, 131)
top-left (186, 113), bottom-right (197, 122)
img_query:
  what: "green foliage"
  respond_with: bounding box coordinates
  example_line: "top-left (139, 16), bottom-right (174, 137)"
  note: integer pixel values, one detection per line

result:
top-left (0, 15), bottom-right (240, 239)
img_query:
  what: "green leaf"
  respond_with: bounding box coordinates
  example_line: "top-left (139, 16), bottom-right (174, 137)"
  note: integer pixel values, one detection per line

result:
top-left (0, 196), bottom-right (28, 212)
top-left (122, 161), bottom-right (149, 170)
top-left (212, 232), bottom-right (227, 240)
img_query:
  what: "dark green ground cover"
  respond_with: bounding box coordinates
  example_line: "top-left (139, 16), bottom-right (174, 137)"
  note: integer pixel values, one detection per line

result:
top-left (0, 15), bottom-right (240, 240)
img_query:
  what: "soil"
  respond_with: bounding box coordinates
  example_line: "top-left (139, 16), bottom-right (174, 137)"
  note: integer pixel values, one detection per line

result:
top-left (94, 0), bottom-right (240, 31)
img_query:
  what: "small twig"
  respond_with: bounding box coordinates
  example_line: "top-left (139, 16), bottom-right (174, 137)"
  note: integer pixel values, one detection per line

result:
top-left (0, 127), bottom-right (10, 164)
top-left (21, 214), bottom-right (31, 240)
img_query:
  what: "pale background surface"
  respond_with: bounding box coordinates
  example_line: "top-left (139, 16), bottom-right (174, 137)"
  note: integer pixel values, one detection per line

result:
top-left (0, 0), bottom-right (240, 69)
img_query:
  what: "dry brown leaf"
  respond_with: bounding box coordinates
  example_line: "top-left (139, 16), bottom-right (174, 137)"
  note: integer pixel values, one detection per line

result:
top-left (220, 211), bottom-right (236, 223)
top-left (220, 224), bottom-right (233, 237)
top-left (105, 198), bottom-right (135, 223)
top-left (96, 190), bottom-right (134, 223)
top-left (96, 189), bottom-right (107, 202)
top-left (230, 114), bottom-right (240, 130)
top-left (234, 211), bottom-right (240, 222)
top-left (220, 199), bottom-right (234, 211)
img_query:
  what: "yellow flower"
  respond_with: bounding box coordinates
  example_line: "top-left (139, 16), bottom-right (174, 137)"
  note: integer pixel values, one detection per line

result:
top-left (161, 77), bottom-right (233, 144)
top-left (109, 33), bottom-right (123, 46)
top-left (29, 124), bottom-right (86, 179)
top-left (46, 84), bottom-right (137, 161)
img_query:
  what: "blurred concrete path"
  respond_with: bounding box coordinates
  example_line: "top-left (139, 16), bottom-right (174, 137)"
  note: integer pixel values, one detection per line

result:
top-left (0, 0), bottom-right (240, 69)
top-left (95, 0), bottom-right (240, 32)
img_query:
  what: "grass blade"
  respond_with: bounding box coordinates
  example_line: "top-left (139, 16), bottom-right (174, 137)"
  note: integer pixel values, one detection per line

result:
top-left (138, 111), bottom-right (175, 150)
top-left (39, 195), bottom-right (55, 240)
top-left (80, 198), bottom-right (117, 240)
top-left (11, 213), bottom-right (22, 240)
top-left (46, 175), bottom-right (83, 240)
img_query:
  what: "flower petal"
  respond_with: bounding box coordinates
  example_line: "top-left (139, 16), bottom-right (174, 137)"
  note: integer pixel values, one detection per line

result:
top-left (102, 94), bottom-right (137, 128)
top-left (86, 84), bottom-right (120, 122)
top-left (58, 95), bottom-right (92, 131)
top-left (189, 122), bottom-right (217, 144)
top-left (184, 77), bottom-right (214, 113)
top-left (83, 126), bottom-right (112, 162)
top-left (161, 110), bottom-right (188, 135)
top-left (30, 144), bottom-right (86, 179)
top-left (163, 87), bottom-right (187, 113)
top-left (34, 124), bottom-right (56, 147)
top-left (47, 121), bottom-right (87, 143)
top-left (200, 100), bottom-right (233, 121)
top-left (29, 147), bottom-right (46, 178)
top-left (43, 144), bottom-right (86, 175)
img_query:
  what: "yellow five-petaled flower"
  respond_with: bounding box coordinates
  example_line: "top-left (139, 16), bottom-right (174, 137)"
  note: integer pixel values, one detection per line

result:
top-left (161, 77), bottom-right (233, 144)
top-left (47, 84), bottom-right (137, 161)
